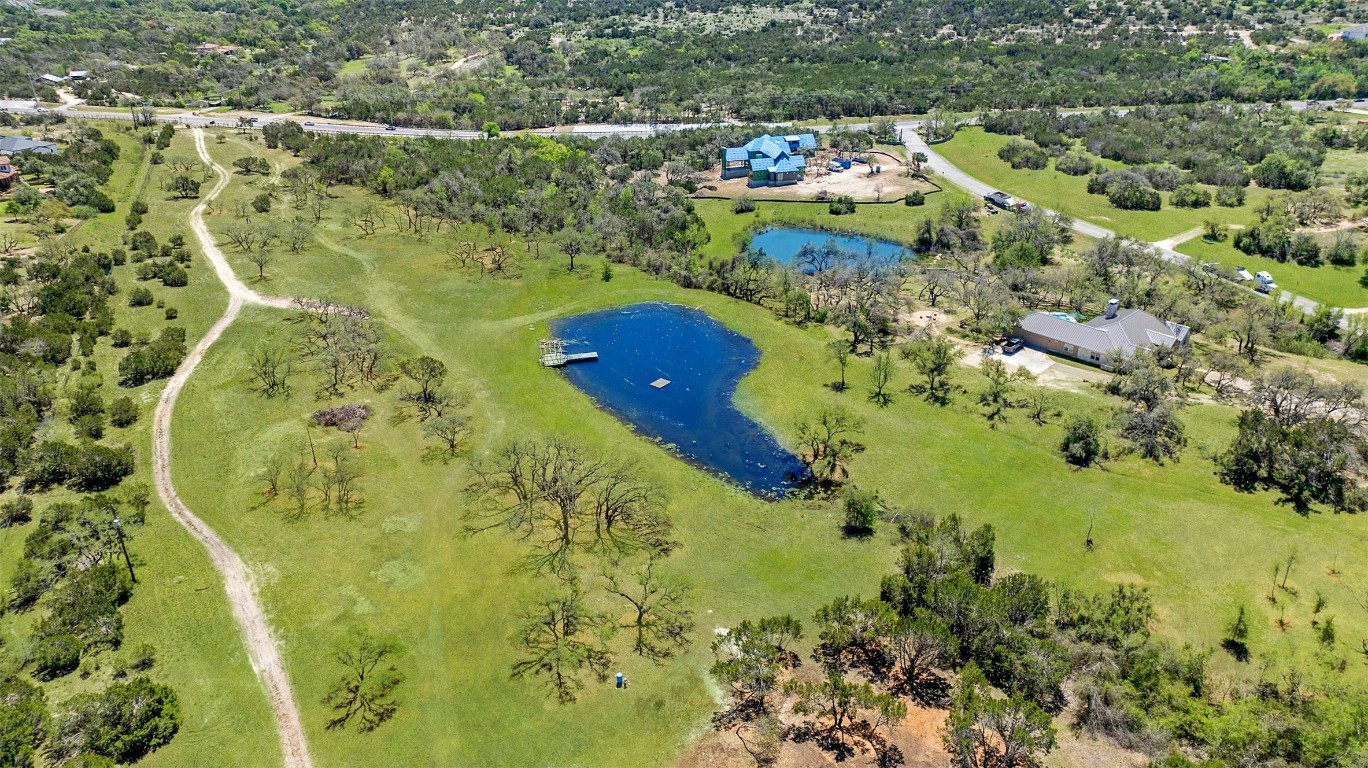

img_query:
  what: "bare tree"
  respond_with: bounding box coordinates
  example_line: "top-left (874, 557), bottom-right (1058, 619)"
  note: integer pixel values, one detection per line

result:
top-left (286, 218), bottom-right (312, 253)
top-left (466, 440), bottom-right (669, 578)
top-left (323, 629), bottom-right (404, 732)
top-left (869, 351), bottom-right (894, 407)
top-left (795, 406), bottom-right (865, 488)
top-left (422, 413), bottom-right (472, 457)
top-left (512, 586), bottom-right (613, 703)
top-left (247, 247), bottom-right (273, 280)
top-left (248, 343), bottom-right (293, 397)
top-left (602, 556), bottom-right (695, 659)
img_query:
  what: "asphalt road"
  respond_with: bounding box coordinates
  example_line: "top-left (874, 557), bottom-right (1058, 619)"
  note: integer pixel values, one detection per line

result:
top-left (7, 98), bottom-right (1348, 317)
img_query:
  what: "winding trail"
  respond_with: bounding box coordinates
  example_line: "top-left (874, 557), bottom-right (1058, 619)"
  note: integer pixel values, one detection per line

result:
top-left (152, 127), bottom-right (313, 768)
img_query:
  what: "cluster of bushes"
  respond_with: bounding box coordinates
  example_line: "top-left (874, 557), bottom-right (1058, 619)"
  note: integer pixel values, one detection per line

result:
top-left (1170, 184), bottom-right (1211, 209)
top-left (828, 194), bottom-right (856, 215)
top-left (1054, 150), bottom-right (1099, 176)
top-left (1252, 152), bottom-right (1318, 191)
top-left (134, 260), bottom-right (188, 287)
top-left (117, 326), bottom-right (187, 386)
top-left (29, 564), bottom-right (132, 679)
top-left (996, 138), bottom-right (1048, 170)
top-left (23, 126), bottom-right (122, 218)
top-left (22, 440), bottom-right (135, 493)
top-left (1234, 221), bottom-right (1325, 266)
top-left (1088, 170), bottom-right (1161, 211)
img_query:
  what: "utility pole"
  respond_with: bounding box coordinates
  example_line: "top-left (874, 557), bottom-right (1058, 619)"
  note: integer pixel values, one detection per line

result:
top-left (113, 517), bottom-right (136, 583)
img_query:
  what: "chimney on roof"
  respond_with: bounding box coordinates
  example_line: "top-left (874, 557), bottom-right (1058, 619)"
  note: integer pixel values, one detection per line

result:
top-left (1104, 298), bottom-right (1120, 320)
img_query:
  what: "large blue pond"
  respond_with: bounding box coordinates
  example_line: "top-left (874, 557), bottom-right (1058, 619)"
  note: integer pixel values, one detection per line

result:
top-left (551, 302), bottom-right (807, 498)
top-left (748, 226), bottom-right (912, 265)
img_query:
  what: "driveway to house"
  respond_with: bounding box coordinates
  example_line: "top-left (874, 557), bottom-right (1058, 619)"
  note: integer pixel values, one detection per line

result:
top-left (962, 345), bottom-right (1111, 388)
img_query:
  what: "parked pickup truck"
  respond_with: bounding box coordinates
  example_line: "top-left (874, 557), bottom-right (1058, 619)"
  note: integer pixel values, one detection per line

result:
top-left (984, 191), bottom-right (1028, 211)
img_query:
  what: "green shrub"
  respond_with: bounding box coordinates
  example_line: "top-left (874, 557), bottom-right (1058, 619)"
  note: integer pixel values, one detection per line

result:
top-left (164, 307), bottom-right (178, 320)
top-left (0, 497), bottom-right (33, 527)
top-left (1327, 234), bottom-right (1358, 266)
top-left (118, 326), bottom-right (187, 387)
top-left (904, 191), bottom-right (925, 206)
top-left (842, 487), bottom-right (880, 536)
top-left (1108, 181), bottom-right (1161, 211)
top-left (1253, 152), bottom-right (1316, 191)
top-left (31, 633), bottom-right (83, 680)
top-left (49, 677), bottom-right (179, 763)
top-left (1061, 417), bottom-right (1104, 466)
top-left (997, 138), bottom-right (1049, 170)
top-left (126, 287), bottom-right (153, 307)
top-left (74, 414), bottom-right (104, 441)
top-left (1170, 184), bottom-right (1211, 208)
top-left (108, 397), bottom-right (139, 428)
top-left (1054, 152), bottom-right (1095, 176)
top-left (159, 264), bottom-right (187, 287)
top-left (733, 197), bottom-right (755, 214)
top-left (828, 195), bottom-right (856, 215)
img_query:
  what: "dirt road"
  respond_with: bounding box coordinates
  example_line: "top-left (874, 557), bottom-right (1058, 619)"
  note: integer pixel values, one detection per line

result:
top-left (150, 128), bottom-right (313, 768)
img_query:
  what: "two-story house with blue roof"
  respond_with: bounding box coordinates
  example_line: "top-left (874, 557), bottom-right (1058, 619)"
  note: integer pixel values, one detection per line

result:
top-left (722, 133), bottom-right (817, 187)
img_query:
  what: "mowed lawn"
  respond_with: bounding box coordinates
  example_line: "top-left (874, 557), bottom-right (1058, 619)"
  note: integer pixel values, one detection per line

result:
top-left (1179, 236), bottom-right (1368, 309)
top-left (935, 127), bottom-right (1273, 243)
top-left (159, 133), bottom-right (1368, 766)
top-left (693, 184), bottom-right (1017, 262)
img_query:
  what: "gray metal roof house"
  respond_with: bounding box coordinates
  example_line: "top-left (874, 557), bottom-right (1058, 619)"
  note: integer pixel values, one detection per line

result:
top-left (1342, 23), bottom-right (1368, 40)
top-left (0, 136), bottom-right (58, 155)
top-left (1013, 299), bottom-right (1189, 366)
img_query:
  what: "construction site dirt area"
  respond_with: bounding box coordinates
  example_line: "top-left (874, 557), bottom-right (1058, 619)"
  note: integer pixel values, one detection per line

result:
top-left (696, 149), bottom-right (936, 202)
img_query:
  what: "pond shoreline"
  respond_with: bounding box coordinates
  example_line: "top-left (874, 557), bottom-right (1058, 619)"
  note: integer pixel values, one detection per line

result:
top-left (551, 301), bottom-right (808, 498)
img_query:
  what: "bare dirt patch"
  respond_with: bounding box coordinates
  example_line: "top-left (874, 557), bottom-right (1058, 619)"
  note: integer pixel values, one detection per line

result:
top-left (696, 149), bottom-right (935, 203)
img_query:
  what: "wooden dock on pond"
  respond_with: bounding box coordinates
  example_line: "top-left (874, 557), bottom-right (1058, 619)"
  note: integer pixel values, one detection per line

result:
top-left (539, 339), bottom-right (598, 368)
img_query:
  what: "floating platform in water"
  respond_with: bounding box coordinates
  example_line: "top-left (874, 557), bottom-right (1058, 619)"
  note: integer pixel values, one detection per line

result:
top-left (650, 378), bottom-right (670, 389)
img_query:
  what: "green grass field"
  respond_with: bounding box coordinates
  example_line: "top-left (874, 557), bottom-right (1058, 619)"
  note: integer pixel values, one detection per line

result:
top-left (936, 127), bottom-right (1273, 242)
top-left (147, 132), bottom-right (1368, 765)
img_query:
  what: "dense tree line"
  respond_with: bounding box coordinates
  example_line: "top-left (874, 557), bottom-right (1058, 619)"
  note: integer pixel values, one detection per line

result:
top-left (7, 0), bottom-right (1368, 127)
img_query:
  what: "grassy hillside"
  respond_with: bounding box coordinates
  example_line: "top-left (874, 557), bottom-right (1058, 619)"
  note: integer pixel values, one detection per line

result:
top-left (935, 126), bottom-right (1271, 243)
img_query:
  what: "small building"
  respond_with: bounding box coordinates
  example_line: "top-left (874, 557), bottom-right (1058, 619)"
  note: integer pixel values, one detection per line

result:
top-left (1341, 23), bottom-right (1368, 40)
top-left (1012, 299), bottom-right (1190, 367)
top-left (721, 133), bottom-right (816, 187)
top-left (67, 70), bottom-right (88, 80)
top-left (0, 136), bottom-right (59, 155)
top-left (34, 73), bottom-right (65, 86)
top-left (196, 42), bottom-right (242, 56)
top-left (0, 155), bottom-right (18, 191)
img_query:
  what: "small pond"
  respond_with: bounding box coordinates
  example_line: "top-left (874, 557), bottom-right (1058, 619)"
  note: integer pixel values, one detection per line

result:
top-left (748, 226), bottom-right (912, 266)
top-left (551, 302), bottom-right (807, 498)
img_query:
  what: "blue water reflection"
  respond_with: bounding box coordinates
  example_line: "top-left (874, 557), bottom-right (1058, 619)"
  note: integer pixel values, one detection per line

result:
top-left (552, 302), bottom-right (806, 498)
